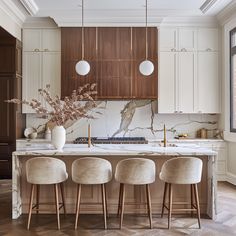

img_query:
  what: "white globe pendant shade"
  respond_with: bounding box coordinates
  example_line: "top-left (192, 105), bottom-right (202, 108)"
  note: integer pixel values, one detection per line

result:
top-left (139, 60), bottom-right (154, 76)
top-left (75, 60), bottom-right (90, 76)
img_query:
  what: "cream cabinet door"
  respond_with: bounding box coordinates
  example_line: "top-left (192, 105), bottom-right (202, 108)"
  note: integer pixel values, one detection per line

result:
top-left (197, 52), bottom-right (220, 113)
top-left (158, 52), bottom-right (177, 113)
top-left (178, 52), bottom-right (196, 113)
top-left (22, 52), bottom-right (42, 113)
top-left (42, 29), bottom-right (61, 52)
top-left (23, 29), bottom-right (41, 52)
top-left (42, 52), bottom-right (61, 99)
top-left (178, 28), bottom-right (197, 52)
top-left (197, 28), bottom-right (218, 51)
top-left (159, 28), bottom-right (178, 52)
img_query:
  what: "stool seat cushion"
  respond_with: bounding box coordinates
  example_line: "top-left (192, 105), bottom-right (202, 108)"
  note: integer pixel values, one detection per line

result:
top-left (26, 157), bottom-right (68, 185)
top-left (159, 157), bottom-right (203, 184)
top-left (115, 158), bottom-right (156, 185)
top-left (72, 157), bottom-right (112, 185)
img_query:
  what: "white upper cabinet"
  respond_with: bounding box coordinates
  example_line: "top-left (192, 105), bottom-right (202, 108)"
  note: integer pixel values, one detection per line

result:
top-left (158, 27), bottom-right (220, 114)
top-left (197, 52), bottom-right (220, 113)
top-left (159, 52), bottom-right (177, 113)
top-left (22, 52), bottom-right (42, 113)
top-left (159, 28), bottom-right (178, 51)
top-left (178, 28), bottom-right (197, 52)
top-left (22, 28), bottom-right (61, 113)
top-left (23, 29), bottom-right (61, 52)
top-left (197, 28), bottom-right (218, 51)
top-left (178, 52), bottom-right (196, 113)
top-left (42, 29), bottom-right (61, 52)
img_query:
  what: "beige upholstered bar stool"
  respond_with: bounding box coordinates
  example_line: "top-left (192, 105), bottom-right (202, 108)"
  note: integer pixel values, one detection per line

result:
top-left (159, 157), bottom-right (203, 229)
top-left (72, 157), bottom-right (112, 230)
top-left (26, 157), bottom-right (68, 230)
top-left (115, 158), bottom-right (156, 229)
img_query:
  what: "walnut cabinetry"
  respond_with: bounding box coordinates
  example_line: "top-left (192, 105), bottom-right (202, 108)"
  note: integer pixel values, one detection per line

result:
top-left (61, 27), bottom-right (158, 99)
top-left (0, 28), bottom-right (25, 178)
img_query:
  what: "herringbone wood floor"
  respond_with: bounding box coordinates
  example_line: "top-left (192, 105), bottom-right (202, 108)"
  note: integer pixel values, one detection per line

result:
top-left (0, 181), bottom-right (236, 236)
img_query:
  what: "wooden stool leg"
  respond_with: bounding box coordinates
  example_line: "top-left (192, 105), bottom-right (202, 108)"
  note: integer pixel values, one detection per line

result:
top-left (168, 184), bottom-right (173, 229)
top-left (190, 184), bottom-right (194, 217)
top-left (146, 184), bottom-right (153, 229)
top-left (105, 184), bottom-right (109, 218)
top-left (60, 183), bottom-right (66, 215)
top-left (161, 182), bottom-right (168, 218)
top-left (27, 184), bottom-right (35, 230)
top-left (36, 184), bottom-right (40, 214)
top-left (75, 184), bottom-right (82, 230)
top-left (120, 183), bottom-right (125, 229)
top-left (54, 184), bottom-right (60, 230)
top-left (101, 184), bottom-right (107, 229)
top-left (194, 184), bottom-right (201, 229)
top-left (117, 183), bottom-right (122, 217)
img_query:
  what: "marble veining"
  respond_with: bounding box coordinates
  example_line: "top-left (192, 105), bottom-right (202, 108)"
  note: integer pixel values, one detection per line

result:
top-left (26, 100), bottom-right (219, 141)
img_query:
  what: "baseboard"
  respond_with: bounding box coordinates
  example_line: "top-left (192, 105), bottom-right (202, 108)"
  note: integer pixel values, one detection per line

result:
top-left (226, 172), bottom-right (236, 185)
top-left (217, 175), bottom-right (227, 182)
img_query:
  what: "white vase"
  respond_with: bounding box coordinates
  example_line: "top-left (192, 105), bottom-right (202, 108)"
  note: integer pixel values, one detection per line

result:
top-left (51, 126), bottom-right (66, 151)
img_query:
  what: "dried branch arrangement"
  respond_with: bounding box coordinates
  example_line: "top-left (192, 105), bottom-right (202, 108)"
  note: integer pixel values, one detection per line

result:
top-left (6, 83), bottom-right (98, 126)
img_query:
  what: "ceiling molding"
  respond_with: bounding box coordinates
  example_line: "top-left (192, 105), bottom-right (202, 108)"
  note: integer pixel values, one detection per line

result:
top-left (0, 0), bottom-right (28, 26)
top-left (200, 0), bottom-right (218, 13)
top-left (20, 0), bottom-right (39, 15)
top-left (217, 0), bottom-right (236, 25)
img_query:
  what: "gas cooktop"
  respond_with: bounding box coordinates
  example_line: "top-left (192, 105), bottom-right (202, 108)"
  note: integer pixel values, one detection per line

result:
top-left (74, 137), bottom-right (148, 144)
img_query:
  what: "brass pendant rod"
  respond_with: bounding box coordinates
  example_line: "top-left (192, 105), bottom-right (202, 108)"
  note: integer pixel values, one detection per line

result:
top-left (81, 0), bottom-right (84, 60)
top-left (145, 0), bottom-right (148, 60)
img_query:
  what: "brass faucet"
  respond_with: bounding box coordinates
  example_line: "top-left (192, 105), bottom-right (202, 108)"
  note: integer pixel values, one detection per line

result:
top-left (88, 124), bottom-right (91, 148)
top-left (163, 124), bottom-right (167, 147)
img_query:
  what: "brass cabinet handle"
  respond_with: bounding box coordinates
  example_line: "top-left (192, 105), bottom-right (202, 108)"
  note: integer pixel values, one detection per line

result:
top-left (206, 48), bottom-right (212, 52)
top-left (44, 49), bottom-right (49, 52)
top-left (181, 48), bottom-right (187, 52)
top-left (34, 48), bottom-right (40, 52)
top-left (171, 48), bottom-right (176, 52)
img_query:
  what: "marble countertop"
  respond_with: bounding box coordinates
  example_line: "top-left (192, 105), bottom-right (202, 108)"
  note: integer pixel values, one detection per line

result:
top-left (13, 143), bottom-right (217, 156)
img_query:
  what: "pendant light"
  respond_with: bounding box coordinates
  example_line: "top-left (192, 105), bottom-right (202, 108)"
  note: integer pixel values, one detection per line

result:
top-left (139, 0), bottom-right (154, 76)
top-left (75, 0), bottom-right (90, 76)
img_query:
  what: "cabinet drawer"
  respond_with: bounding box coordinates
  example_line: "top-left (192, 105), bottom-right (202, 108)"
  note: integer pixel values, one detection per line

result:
top-left (0, 145), bottom-right (10, 154)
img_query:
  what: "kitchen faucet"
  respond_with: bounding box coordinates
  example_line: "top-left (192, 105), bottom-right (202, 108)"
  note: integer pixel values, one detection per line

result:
top-left (163, 124), bottom-right (167, 147)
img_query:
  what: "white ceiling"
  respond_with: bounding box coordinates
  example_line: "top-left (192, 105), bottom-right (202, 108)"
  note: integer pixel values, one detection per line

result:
top-left (20, 0), bottom-right (233, 26)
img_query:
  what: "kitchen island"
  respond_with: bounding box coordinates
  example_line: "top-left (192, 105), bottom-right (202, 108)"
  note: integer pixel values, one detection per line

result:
top-left (12, 143), bottom-right (217, 220)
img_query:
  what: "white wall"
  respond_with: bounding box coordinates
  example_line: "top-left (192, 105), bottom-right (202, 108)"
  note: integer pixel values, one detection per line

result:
top-left (0, 6), bottom-right (21, 40)
top-left (221, 12), bottom-right (236, 184)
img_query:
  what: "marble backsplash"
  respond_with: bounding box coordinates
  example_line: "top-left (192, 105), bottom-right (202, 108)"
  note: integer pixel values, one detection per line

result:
top-left (26, 100), bottom-right (219, 141)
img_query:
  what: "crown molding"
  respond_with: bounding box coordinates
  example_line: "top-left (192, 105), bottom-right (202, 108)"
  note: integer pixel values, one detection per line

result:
top-left (0, 0), bottom-right (28, 26)
top-left (217, 0), bottom-right (236, 25)
top-left (200, 0), bottom-right (219, 13)
top-left (20, 0), bottom-right (38, 15)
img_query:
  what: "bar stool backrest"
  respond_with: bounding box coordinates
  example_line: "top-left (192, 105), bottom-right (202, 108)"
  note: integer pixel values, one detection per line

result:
top-left (72, 157), bottom-right (112, 185)
top-left (26, 157), bottom-right (68, 185)
top-left (115, 158), bottom-right (156, 185)
top-left (159, 157), bottom-right (203, 184)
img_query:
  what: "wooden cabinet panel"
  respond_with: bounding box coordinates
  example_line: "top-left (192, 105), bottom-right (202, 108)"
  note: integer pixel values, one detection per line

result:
top-left (0, 45), bottom-right (15, 75)
top-left (42, 29), bottom-right (61, 52)
top-left (179, 28), bottom-right (196, 51)
top-left (159, 27), bottom-right (178, 52)
top-left (0, 78), bottom-right (14, 142)
top-left (61, 27), bottom-right (158, 99)
top-left (23, 29), bottom-right (41, 52)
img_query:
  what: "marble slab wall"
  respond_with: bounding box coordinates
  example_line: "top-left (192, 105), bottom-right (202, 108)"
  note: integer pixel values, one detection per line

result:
top-left (26, 100), bottom-right (219, 141)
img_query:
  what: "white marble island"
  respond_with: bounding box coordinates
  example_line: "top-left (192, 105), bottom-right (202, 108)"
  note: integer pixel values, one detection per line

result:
top-left (12, 143), bottom-right (217, 220)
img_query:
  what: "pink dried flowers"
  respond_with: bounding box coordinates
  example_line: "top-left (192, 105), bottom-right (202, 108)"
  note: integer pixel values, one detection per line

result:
top-left (6, 83), bottom-right (98, 126)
